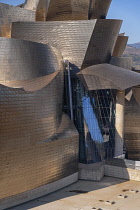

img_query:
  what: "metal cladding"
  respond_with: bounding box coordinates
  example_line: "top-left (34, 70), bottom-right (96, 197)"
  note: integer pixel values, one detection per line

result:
top-left (0, 36), bottom-right (79, 202)
top-left (133, 86), bottom-right (140, 106)
top-left (0, 72), bottom-right (58, 92)
top-left (0, 36), bottom-right (65, 143)
top-left (110, 57), bottom-right (132, 69)
top-left (89, 0), bottom-right (112, 19)
top-left (0, 3), bottom-right (35, 38)
top-left (77, 64), bottom-right (140, 90)
top-left (112, 35), bottom-right (129, 57)
top-left (19, 0), bottom-right (50, 21)
top-left (11, 20), bottom-right (96, 70)
top-left (0, 112), bottom-right (78, 199)
top-left (22, 0), bottom-right (40, 10)
top-left (1, 0), bottom-right (140, 207)
top-left (46, 0), bottom-right (90, 21)
top-left (124, 86), bottom-right (140, 160)
top-left (11, 19), bottom-right (122, 70)
top-left (81, 19), bottom-right (122, 69)
top-left (21, 0), bottom-right (112, 21)
top-left (36, 0), bottom-right (50, 21)
top-left (0, 37), bottom-right (63, 81)
top-left (0, 1), bottom-right (79, 204)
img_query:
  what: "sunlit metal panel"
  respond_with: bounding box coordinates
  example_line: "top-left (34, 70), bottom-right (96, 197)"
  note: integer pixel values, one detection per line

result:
top-left (0, 3), bottom-right (35, 37)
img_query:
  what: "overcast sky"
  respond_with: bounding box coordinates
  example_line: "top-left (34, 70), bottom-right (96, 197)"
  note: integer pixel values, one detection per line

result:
top-left (0, 0), bottom-right (139, 44)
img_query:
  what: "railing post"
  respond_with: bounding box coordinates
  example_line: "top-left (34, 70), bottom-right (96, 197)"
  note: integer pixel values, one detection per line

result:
top-left (65, 60), bottom-right (74, 121)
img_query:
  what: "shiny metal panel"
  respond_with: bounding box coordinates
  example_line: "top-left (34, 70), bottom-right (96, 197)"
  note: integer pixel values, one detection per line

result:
top-left (11, 19), bottom-right (121, 70)
top-left (0, 112), bottom-right (79, 199)
top-left (19, 0), bottom-right (50, 21)
top-left (46, 0), bottom-right (90, 21)
top-left (133, 86), bottom-right (140, 106)
top-left (77, 64), bottom-right (140, 91)
top-left (81, 19), bottom-right (122, 69)
top-left (124, 87), bottom-right (140, 160)
top-left (0, 36), bottom-right (64, 140)
top-left (0, 3), bottom-right (35, 38)
top-left (22, 0), bottom-right (40, 10)
top-left (0, 23), bottom-right (79, 203)
top-left (0, 71), bottom-right (59, 91)
top-left (112, 35), bottom-right (129, 57)
top-left (36, 0), bottom-right (50, 21)
top-left (110, 57), bottom-right (132, 69)
top-left (0, 37), bottom-right (62, 81)
top-left (11, 20), bottom-right (96, 70)
top-left (89, 0), bottom-right (112, 19)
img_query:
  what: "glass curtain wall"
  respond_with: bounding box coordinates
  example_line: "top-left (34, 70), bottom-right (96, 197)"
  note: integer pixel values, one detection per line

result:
top-left (64, 67), bottom-right (116, 163)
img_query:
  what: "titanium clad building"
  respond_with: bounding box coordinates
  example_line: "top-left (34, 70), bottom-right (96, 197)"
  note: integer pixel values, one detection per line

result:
top-left (0, 0), bottom-right (140, 209)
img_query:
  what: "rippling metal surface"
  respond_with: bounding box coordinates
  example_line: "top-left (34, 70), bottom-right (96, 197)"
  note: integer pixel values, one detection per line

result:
top-left (46, 0), bottom-right (90, 21)
top-left (0, 37), bottom-right (62, 81)
top-left (1, 0), bottom-right (136, 206)
top-left (22, 0), bottom-right (112, 21)
top-left (0, 33), bottom-right (78, 201)
top-left (0, 35), bottom-right (79, 201)
top-left (89, 0), bottom-right (112, 19)
top-left (0, 36), bottom-right (64, 146)
top-left (110, 57), bottom-right (132, 69)
top-left (81, 19), bottom-right (122, 69)
top-left (22, 0), bottom-right (40, 10)
top-left (36, 0), bottom-right (50, 21)
top-left (12, 20), bottom-right (96, 70)
top-left (12, 19), bottom-right (121, 70)
top-left (77, 64), bottom-right (140, 90)
top-left (0, 111), bottom-right (78, 199)
top-left (0, 3), bottom-right (35, 37)
top-left (112, 35), bottom-right (128, 57)
top-left (124, 87), bottom-right (140, 160)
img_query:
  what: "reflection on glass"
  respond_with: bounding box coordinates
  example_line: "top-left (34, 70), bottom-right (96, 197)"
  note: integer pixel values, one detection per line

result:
top-left (64, 76), bottom-right (116, 164)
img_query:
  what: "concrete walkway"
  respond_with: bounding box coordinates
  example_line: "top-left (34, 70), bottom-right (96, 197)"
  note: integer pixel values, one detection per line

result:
top-left (9, 177), bottom-right (140, 210)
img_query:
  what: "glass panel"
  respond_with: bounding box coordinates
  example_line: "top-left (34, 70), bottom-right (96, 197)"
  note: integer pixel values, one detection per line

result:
top-left (64, 71), bottom-right (116, 163)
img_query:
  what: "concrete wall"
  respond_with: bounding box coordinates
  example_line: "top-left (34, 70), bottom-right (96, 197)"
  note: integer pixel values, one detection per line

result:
top-left (79, 159), bottom-right (140, 182)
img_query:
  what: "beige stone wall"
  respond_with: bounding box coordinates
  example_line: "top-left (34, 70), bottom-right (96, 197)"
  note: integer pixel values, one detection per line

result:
top-left (124, 87), bottom-right (140, 160)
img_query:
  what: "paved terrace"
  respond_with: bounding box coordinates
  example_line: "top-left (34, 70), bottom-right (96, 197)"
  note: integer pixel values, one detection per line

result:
top-left (9, 177), bottom-right (140, 210)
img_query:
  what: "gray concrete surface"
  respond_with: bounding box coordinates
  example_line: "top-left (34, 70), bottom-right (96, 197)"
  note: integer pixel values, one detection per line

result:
top-left (8, 176), bottom-right (140, 210)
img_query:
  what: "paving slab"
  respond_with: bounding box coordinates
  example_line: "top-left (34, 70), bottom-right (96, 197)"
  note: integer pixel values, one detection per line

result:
top-left (9, 177), bottom-right (140, 210)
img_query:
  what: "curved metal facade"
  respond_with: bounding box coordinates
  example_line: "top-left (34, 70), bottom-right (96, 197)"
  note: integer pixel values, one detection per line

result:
top-left (89, 0), bottom-right (112, 19)
top-left (0, 37), bottom-right (62, 81)
top-left (46, 0), bottom-right (90, 21)
top-left (0, 3), bottom-right (35, 38)
top-left (0, 36), bottom-right (78, 204)
top-left (11, 19), bottom-right (122, 70)
top-left (11, 20), bottom-right (96, 70)
top-left (110, 56), bottom-right (132, 69)
top-left (77, 63), bottom-right (140, 90)
top-left (0, 37), bottom-right (65, 157)
top-left (1, 0), bottom-right (140, 208)
top-left (0, 109), bottom-right (78, 199)
top-left (36, 0), bottom-right (50, 21)
top-left (124, 86), bottom-right (140, 160)
top-left (23, 0), bottom-right (40, 10)
top-left (112, 35), bottom-right (128, 57)
top-left (22, 0), bottom-right (112, 21)
top-left (81, 19), bottom-right (122, 68)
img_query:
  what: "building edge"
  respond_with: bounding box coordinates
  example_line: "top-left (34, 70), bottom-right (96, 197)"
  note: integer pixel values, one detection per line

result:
top-left (0, 172), bottom-right (78, 210)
